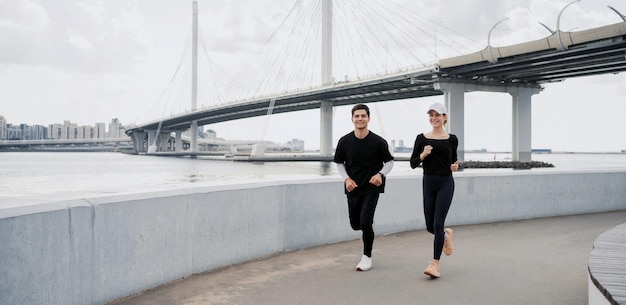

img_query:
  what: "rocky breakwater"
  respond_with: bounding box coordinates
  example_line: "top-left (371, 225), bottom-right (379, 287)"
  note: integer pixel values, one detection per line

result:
top-left (460, 160), bottom-right (555, 170)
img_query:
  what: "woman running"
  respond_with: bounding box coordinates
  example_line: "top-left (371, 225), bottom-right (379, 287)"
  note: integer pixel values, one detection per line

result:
top-left (410, 102), bottom-right (459, 278)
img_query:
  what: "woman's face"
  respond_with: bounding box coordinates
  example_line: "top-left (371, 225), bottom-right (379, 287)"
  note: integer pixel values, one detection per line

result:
top-left (428, 110), bottom-right (446, 128)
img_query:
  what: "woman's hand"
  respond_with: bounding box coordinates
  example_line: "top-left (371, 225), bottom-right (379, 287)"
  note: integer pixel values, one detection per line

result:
top-left (451, 160), bottom-right (460, 172)
top-left (421, 145), bottom-right (433, 160)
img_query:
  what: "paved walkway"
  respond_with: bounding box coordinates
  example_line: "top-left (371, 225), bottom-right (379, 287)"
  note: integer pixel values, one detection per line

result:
top-left (108, 211), bottom-right (626, 305)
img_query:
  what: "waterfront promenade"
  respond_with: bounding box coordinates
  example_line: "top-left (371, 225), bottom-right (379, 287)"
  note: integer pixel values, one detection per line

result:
top-left (3, 168), bottom-right (625, 305)
top-left (109, 210), bottom-right (626, 305)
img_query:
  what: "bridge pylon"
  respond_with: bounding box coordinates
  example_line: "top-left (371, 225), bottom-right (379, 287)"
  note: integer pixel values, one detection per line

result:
top-left (320, 101), bottom-right (333, 156)
top-left (319, 0), bottom-right (333, 157)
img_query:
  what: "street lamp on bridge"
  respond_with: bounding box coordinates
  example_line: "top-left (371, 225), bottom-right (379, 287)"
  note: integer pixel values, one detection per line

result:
top-left (556, 0), bottom-right (581, 51)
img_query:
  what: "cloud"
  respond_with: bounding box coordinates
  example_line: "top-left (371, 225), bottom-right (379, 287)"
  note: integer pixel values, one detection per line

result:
top-left (1, 0), bottom-right (625, 152)
top-left (0, 0), bottom-right (49, 31)
top-left (67, 31), bottom-right (93, 51)
top-left (0, 0), bottom-right (150, 72)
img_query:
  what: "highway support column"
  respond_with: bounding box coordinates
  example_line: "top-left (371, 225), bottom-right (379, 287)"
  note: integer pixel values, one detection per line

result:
top-left (510, 87), bottom-right (540, 161)
top-left (175, 131), bottom-right (183, 152)
top-left (320, 101), bottom-right (333, 156)
top-left (435, 82), bottom-right (466, 162)
top-left (435, 81), bottom-right (541, 162)
top-left (130, 131), bottom-right (147, 154)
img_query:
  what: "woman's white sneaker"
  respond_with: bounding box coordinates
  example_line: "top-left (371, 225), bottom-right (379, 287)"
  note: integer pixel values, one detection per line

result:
top-left (356, 255), bottom-right (372, 271)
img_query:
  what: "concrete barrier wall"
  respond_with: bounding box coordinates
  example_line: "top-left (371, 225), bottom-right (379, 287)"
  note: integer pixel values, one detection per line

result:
top-left (1, 170), bottom-right (625, 305)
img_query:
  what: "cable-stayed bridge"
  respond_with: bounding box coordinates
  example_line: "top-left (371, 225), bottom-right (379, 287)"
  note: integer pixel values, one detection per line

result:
top-left (125, 0), bottom-right (626, 161)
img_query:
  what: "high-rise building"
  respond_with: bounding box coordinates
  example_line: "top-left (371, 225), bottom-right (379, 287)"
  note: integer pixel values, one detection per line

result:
top-left (21, 124), bottom-right (46, 140)
top-left (205, 129), bottom-right (217, 140)
top-left (65, 121), bottom-right (78, 139)
top-left (79, 125), bottom-right (95, 139)
top-left (48, 121), bottom-right (78, 139)
top-left (108, 118), bottom-right (123, 138)
top-left (48, 123), bottom-right (64, 139)
top-left (6, 124), bottom-right (22, 140)
top-left (95, 123), bottom-right (106, 138)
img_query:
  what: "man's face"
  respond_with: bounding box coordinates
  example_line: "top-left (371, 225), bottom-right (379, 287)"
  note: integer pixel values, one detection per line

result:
top-left (352, 109), bottom-right (370, 129)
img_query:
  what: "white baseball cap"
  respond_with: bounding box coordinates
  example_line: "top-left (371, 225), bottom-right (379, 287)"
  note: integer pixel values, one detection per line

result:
top-left (427, 103), bottom-right (447, 115)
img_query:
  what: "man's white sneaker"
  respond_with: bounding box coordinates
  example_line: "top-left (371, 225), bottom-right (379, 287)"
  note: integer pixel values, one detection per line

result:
top-left (356, 254), bottom-right (372, 271)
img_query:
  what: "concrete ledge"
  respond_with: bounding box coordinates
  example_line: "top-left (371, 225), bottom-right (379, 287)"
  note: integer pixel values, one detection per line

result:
top-left (1, 170), bottom-right (626, 305)
top-left (588, 222), bottom-right (626, 305)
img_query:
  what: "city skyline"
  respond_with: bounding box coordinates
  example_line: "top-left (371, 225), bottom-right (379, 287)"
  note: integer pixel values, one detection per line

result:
top-left (0, 115), bottom-right (306, 149)
top-left (0, 115), bottom-right (125, 140)
top-left (1, 0), bottom-right (625, 152)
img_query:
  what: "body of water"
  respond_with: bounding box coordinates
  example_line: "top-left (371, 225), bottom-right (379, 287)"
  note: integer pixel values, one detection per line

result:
top-left (2, 151), bottom-right (626, 207)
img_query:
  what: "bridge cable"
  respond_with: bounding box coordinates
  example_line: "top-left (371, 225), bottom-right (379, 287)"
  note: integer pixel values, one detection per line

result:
top-left (259, 98), bottom-right (277, 143)
top-left (137, 0), bottom-right (490, 145)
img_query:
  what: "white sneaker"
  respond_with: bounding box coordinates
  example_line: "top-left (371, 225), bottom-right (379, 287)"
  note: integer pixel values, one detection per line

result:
top-left (356, 255), bottom-right (372, 271)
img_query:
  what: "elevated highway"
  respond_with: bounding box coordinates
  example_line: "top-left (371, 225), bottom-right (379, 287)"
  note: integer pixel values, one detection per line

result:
top-left (126, 21), bottom-right (626, 161)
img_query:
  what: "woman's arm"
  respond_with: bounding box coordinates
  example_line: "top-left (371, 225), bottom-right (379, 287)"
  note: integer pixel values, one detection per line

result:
top-left (410, 134), bottom-right (424, 169)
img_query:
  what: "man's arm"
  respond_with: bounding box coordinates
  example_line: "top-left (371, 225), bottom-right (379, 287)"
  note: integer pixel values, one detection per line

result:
top-left (379, 160), bottom-right (394, 176)
top-left (369, 160), bottom-right (393, 186)
top-left (336, 163), bottom-right (349, 180)
top-left (337, 163), bottom-right (357, 192)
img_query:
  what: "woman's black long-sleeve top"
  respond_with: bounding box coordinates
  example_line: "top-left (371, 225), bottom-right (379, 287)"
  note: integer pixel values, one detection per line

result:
top-left (410, 133), bottom-right (458, 176)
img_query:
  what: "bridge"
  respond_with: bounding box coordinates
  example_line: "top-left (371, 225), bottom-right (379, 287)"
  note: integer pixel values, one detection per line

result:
top-left (125, 0), bottom-right (626, 161)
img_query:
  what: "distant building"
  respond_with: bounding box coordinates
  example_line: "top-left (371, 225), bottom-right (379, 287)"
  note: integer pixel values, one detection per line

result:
top-left (532, 148), bottom-right (552, 154)
top-left (78, 125), bottom-right (97, 139)
top-left (66, 121), bottom-right (79, 139)
top-left (48, 123), bottom-right (64, 139)
top-left (204, 129), bottom-right (217, 140)
top-left (0, 115), bottom-right (7, 140)
top-left (95, 123), bottom-right (106, 138)
top-left (392, 139), bottom-right (413, 153)
top-left (0, 118), bottom-right (47, 140)
top-left (108, 118), bottom-right (123, 138)
top-left (48, 121), bottom-right (106, 140)
top-left (286, 138), bottom-right (304, 151)
top-left (1, 116), bottom-right (129, 141)
top-left (21, 124), bottom-right (46, 140)
top-left (6, 124), bottom-right (22, 140)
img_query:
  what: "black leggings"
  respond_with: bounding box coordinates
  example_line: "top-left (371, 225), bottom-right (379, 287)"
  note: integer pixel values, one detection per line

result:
top-left (423, 174), bottom-right (454, 260)
top-left (347, 192), bottom-right (379, 257)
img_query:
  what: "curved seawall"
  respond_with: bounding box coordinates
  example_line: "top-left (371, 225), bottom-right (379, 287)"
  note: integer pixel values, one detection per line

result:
top-left (1, 169), bottom-right (625, 305)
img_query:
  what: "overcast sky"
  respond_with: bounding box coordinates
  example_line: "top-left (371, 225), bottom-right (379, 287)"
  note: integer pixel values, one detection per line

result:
top-left (1, 0), bottom-right (625, 152)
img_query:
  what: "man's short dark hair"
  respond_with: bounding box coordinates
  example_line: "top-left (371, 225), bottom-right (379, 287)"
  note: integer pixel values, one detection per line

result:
top-left (351, 104), bottom-right (370, 117)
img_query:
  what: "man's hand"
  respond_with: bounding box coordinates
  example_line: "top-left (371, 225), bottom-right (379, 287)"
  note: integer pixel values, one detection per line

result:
top-left (345, 177), bottom-right (358, 192)
top-left (369, 173), bottom-right (383, 186)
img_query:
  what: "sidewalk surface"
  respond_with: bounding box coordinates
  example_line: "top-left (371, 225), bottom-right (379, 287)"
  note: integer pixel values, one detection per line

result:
top-left (108, 211), bottom-right (626, 305)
